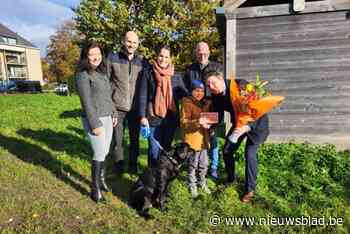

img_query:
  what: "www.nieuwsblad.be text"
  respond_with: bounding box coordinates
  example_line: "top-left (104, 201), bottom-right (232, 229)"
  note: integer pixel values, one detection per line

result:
top-left (209, 215), bottom-right (344, 226)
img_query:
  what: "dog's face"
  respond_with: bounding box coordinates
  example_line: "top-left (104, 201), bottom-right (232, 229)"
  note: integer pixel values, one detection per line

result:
top-left (170, 142), bottom-right (194, 163)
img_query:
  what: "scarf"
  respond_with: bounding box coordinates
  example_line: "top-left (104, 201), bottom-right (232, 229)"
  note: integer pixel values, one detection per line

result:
top-left (153, 61), bottom-right (176, 118)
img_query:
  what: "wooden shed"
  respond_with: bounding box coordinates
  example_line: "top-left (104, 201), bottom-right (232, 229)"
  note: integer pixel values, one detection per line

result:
top-left (216, 0), bottom-right (350, 149)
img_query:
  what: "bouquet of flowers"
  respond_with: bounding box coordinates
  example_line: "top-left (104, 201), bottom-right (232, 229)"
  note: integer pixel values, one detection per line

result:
top-left (228, 74), bottom-right (285, 143)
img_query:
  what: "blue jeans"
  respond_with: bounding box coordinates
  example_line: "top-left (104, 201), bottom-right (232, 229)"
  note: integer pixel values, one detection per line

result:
top-left (209, 134), bottom-right (219, 171)
top-left (148, 115), bottom-right (177, 167)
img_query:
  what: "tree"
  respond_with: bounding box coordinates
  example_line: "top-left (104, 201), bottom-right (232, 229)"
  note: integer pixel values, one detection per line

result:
top-left (41, 58), bottom-right (54, 82)
top-left (46, 20), bottom-right (80, 83)
top-left (74, 0), bottom-right (223, 70)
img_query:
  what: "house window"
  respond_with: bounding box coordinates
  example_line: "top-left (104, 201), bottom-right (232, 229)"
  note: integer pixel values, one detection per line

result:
top-left (5, 51), bottom-right (26, 65)
top-left (7, 38), bottom-right (17, 45)
top-left (7, 66), bottom-right (26, 79)
top-left (0, 36), bottom-right (17, 45)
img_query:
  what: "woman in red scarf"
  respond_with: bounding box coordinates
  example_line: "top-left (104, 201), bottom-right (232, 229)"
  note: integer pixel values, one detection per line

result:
top-left (138, 45), bottom-right (188, 167)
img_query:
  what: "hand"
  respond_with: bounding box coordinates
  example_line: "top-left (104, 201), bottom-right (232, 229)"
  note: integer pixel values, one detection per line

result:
top-left (92, 127), bottom-right (103, 136)
top-left (140, 117), bottom-right (149, 127)
top-left (233, 125), bottom-right (251, 135)
top-left (199, 117), bottom-right (211, 129)
top-left (228, 125), bottom-right (250, 143)
top-left (140, 125), bottom-right (151, 138)
top-left (199, 117), bottom-right (207, 126)
top-left (112, 117), bottom-right (118, 127)
top-left (202, 123), bottom-right (211, 129)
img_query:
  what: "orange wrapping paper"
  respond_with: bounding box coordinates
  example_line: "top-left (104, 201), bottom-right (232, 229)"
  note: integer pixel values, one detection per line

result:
top-left (230, 80), bottom-right (285, 128)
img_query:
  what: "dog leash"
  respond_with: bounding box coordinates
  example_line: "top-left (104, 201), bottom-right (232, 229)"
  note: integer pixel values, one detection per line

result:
top-left (153, 139), bottom-right (166, 153)
top-left (153, 140), bottom-right (180, 166)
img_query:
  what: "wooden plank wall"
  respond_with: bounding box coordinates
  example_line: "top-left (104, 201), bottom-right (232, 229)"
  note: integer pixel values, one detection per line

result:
top-left (235, 10), bottom-right (350, 147)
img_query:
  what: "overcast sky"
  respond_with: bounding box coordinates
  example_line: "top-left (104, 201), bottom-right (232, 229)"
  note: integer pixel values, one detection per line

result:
top-left (0, 0), bottom-right (81, 57)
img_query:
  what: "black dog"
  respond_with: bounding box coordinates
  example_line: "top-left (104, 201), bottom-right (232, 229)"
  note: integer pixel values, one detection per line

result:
top-left (129, 143), bottom-right (193, 214)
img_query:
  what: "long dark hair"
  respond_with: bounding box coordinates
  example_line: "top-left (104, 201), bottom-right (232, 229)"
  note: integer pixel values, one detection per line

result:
top-left (77, 41), bottom-right (107, 74)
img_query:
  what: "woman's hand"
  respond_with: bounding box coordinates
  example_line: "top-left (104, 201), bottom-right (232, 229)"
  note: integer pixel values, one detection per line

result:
top-left (140, 117), bottom-right (149, 126)
top-left (92, 127), bottom-right (103, 136)
top-left (112, 117), bottom-right (118, 127)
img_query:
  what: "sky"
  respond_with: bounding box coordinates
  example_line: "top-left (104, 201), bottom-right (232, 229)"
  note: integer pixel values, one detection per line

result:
top-left (0, 0), bottom-right (81, 57)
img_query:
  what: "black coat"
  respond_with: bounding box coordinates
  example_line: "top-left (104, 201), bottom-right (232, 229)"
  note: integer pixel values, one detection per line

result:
top-left (138, 66), bottom-right (189, 126)
top-left (212, 79), bottom-right (269, 144)
top-left (184, 61), bottom-right (223, 96)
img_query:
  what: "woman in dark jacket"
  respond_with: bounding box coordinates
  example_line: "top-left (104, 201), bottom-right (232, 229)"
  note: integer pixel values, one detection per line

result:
top-left (139, 45), bottom-right (188, 167)
top-left (76, 42), bottom-right (117, 203)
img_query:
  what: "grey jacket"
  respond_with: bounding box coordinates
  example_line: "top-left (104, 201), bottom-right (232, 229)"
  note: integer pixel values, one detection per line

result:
top-left (76, 71), bottom-right (116, 130)
top-left (107, 50), bottom-right (149, 112)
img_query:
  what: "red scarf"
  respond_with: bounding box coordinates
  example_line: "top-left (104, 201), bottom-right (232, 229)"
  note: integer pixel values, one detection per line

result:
top-left (153, 61), bottom-right (176, 118)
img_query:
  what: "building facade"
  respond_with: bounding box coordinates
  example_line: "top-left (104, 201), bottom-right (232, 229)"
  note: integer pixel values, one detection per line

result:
top-left (0, 23), bottom-right (43, 84)
top-left (217, 0), bottom-right (350, 149)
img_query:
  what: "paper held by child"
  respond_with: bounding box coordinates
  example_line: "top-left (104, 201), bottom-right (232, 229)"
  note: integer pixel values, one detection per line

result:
top-left (199, 112), bottom-right (219, 124)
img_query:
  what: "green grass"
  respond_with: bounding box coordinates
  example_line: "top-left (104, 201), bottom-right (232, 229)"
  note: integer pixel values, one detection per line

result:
top-left (0, 93), bottom-right (349, 233)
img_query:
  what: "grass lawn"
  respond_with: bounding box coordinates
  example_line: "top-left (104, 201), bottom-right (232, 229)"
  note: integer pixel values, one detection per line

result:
top-left (0, 93), bottom-right (349, 233)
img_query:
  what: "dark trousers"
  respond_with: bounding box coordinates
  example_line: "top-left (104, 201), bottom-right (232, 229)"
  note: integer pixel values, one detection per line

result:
top-left (223, 128), bottom-right (260, 192)
top-left (148, 113), bottom-right (177, 167)
top-left (112, 110), bottom-right (140, 167)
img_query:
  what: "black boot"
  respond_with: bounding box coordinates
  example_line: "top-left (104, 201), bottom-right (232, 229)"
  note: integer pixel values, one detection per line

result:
top-left (100, 161), bottom-right (110, 192)
top-left (91, 160), bottom-right (105, 203)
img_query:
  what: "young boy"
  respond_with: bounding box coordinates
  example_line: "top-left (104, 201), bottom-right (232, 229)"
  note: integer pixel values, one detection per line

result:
top-left (180, 79), bottom-right (212, 198)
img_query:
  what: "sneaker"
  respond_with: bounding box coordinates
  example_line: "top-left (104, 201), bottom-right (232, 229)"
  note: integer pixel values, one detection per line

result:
top-left (210, 169), bottom-right (218, 180)
top-left (190, 186), bottom-right (198, 198)
top-left (201, 184), bottom-right (211, 194)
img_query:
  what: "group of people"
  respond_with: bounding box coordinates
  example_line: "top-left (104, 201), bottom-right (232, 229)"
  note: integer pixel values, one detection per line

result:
top-left (75, 30), bottom-right (269, 205)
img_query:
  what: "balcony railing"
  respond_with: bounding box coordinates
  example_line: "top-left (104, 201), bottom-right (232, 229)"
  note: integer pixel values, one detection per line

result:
top-left (5, 56), bottom-right (26, 65)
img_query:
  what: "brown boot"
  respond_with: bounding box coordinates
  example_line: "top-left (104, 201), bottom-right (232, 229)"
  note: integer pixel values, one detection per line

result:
top-left (240, 191), bottom-right (254, 203)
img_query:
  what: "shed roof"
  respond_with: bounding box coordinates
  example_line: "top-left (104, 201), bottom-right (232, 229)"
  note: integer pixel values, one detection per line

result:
top-left (222, 0), bottom-right (350, 19)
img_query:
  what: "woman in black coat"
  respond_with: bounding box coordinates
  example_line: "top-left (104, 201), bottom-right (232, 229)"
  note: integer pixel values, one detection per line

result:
top-left (138, 45), bottom-right (188, 167)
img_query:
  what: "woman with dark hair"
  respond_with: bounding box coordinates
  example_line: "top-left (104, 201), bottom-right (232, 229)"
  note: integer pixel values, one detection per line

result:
top-left (76, 42), bottom-right (117, 203)
top-left (138, 45), bottom-right (188, 167)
